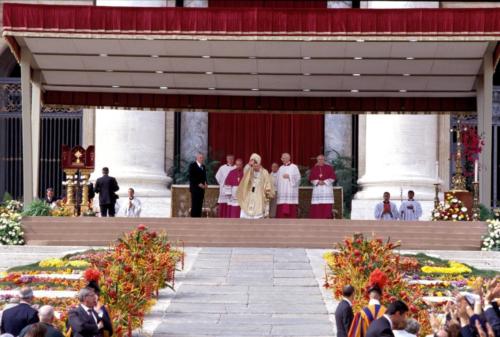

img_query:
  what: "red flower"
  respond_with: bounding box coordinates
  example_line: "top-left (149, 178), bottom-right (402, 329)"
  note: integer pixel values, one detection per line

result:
top-left (354, 250), bottom-right (361, 257)
top-left (137, 224), bottom-right (147, 231)
top-left (83, 268), bottom-right (101, 282)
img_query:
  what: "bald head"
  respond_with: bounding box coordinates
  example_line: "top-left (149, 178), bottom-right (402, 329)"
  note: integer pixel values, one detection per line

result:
top-left (38, 305), bottom-right (55, 323)
top-left (316, 154), bottom-right (326, 166)
top-left (281, 153), bottom-right (291, 165)
top-left (195, 153), bottom-right (204, 164)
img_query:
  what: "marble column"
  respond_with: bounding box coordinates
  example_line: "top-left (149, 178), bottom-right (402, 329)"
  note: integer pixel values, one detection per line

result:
top-left (93, 0), bottom-right (171, 217)
top-left (180, 112), bottom-right (208, 165)
top-left (324, 114), bottom-right (352, 161)
top-left (351, 0), bottom-right (441, 220)
top-left (351, 115), bottom-right (439, 220)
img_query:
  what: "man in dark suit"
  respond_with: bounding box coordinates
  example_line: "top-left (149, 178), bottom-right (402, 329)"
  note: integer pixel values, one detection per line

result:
top-left (68, 287), bottom-right (112, 337)
top-left (0, 287), bottom-right (39, 336)
top-left (95, 167), bottom-right (119, 217)
top-left (366, 300), bottom-right (409, 337)
top-left (19, 305), bottom-right (64, 337)
top-left (336, 285), bottom-right (355, 337)
top-left (188, 153), bottom-right (208, 217)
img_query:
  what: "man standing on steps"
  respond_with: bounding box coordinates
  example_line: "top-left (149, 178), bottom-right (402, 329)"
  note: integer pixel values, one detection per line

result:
top-left (95, 167), bottom-right (119, 217)
top-left (189, 153), bottom-right (208, 218)
top-left (276, 153), bottom-right (301, 218)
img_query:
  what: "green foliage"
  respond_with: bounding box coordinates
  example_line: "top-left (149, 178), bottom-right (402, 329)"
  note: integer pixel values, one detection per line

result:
top-left (22, 199), bottom-right (52, 216)
top-left (328, 150), bottom-right (358, 218)
top-left (2, 192), bottom-right (13, 203)
top-left (479, 204), bottom-right (494, 221)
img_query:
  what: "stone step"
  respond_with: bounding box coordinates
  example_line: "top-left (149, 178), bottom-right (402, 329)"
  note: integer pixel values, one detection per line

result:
top-left (22, 217), bottom-right (487, 250)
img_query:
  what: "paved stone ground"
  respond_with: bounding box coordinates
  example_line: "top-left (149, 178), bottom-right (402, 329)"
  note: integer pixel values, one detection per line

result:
top-left (1, 246), bottom-right (499, 337)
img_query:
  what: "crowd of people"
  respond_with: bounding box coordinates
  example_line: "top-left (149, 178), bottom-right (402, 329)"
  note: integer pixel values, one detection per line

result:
top-left (189, 152), bottom-right (424, 220)
top-left (0, 281), bottom-right (112, 337)
top-left (335, 275), bottom-right (500, 337)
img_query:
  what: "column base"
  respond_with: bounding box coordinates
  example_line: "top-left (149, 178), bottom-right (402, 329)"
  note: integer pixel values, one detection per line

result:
top-left (351, 199), bottom-right (439, 221)
top-left (95, 195), bottom-right (172, 218)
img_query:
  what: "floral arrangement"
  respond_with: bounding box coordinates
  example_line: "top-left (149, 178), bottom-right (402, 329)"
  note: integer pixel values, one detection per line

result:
top-left (461, 125), bottom-right (484, 175)
top-left (324, 234), bottom-right (425, 314)
top-left (432, 194), bottom-right (470, 221)
top-left (482, 219), bottom-right (500, 251)
top-left (89, 224), bottom-right (183, 337)
top-left (0, 200), bottom-right (24, 245)
top-left (421, 261), bottom-right (472, 275)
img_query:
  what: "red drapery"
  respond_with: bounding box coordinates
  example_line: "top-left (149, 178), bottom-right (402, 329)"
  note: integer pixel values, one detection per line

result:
top-left (208, 1), bottom-right (326, 8)
top-left (5, 3), bottom-right (500, 36)
top-left (208, 113), bottom-right (324, 170)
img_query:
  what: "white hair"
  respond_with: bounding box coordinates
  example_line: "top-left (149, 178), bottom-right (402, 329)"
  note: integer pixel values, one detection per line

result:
top-left (39, 305), bottom-right (54, 322)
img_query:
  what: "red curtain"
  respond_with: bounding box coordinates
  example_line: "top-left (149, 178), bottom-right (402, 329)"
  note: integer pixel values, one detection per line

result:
top-left (208, 113), bottom-right (324, 170)
top-left (5, 3), bottom-right (500, 36)
top-left (208, 0), bottom-right (327, 8)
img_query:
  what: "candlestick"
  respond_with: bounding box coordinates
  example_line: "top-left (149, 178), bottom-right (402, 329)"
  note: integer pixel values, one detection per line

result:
top-left (433, 183), bottom-right (440, 209)
top-left (472, 182), bottom-right (480, 221)
top-left (474, 159), bottom-right (479, 183)
top-left (435, 161), bottom-right (439, 182)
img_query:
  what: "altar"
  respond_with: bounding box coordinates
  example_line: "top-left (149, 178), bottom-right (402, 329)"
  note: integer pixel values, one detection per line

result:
top-left (171, 185), bottom-right (343, 219)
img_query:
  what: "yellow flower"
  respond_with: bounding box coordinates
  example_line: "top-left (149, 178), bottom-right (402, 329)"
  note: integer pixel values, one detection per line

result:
top-left (66, 260), bottom-right (90, 268)
top-left (39, 258), bottom-right (66, 268)
top-left (421, 261), bottom-right (471, 274)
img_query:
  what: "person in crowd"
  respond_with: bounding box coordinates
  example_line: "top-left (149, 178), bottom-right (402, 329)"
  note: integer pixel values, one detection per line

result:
top-left (19, 306), bottom-right (63, 337)
top-left (393, 319), bottom-right (420, 337)
top-left (85, 281), bottom-right (113, 337)
top-left (374, 192), bottom-right (399, 220)
top-left (309, 154), bottom-right (336, 219)
top-left (94, 167), bottom-right (119, 217)
top-left (399, 190), bottom-right (422, 221)
top-left (215, 154), bottom-right (235, 218)
top-left (237, 153), bottom-right (275, 219)
top-left (119, 187), bottom-right (141, 217)
top-left (276, 153), bottom-right (301, 218)
top-left (24, 323), bottom-right (47, 337)
top-left (349, 270), bottom-right (388, 337)
top-left (188, 153), bottom-right (208, 218)
top-left (68, 288), bottom-right (107, 337)
top-left (0, 287), bottom-right (39, 336)
top-left (44, 188), bottom-right (58, 208)
top-left (224, 158), bottom-right (244, 218)
top-left (269, 162), bottom-right (279, 218)
top-left (335, 285), bottom-right (355, 337)
top-left (366, 300), bottom-right (409, 337)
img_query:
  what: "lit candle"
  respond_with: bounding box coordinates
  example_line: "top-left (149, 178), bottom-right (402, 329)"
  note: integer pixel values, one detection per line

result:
top-left (474, 160), bottom-right (479, 182)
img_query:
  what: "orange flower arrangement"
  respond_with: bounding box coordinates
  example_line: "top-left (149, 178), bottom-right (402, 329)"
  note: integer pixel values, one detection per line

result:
top-left (324, 233), bottom-right (430, 335)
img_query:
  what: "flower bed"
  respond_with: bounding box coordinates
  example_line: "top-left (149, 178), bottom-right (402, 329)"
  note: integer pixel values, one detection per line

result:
top-left (0, 200), bottom-right (24, 245)
top-left (482, 219), bottom-right (500, 251)
top-left (324, 234), bottom-right (499, 337)
top-left (0, 225), bottom-right (184, 336)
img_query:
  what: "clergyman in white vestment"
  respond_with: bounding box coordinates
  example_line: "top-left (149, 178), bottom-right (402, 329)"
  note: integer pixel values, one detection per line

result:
top-left (215, 154), bottom-right (235, 218)
top-left (399, 190), bottom-right (422, 221)
top-left (374, 191), bottom-right (399, 220)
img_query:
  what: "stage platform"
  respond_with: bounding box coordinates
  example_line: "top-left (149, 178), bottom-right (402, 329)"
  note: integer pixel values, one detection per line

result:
top-left (21, 217), bottom-right (487, 251)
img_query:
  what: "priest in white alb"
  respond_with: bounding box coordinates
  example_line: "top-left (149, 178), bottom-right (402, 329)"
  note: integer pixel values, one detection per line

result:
top-left (399, 190), bottom-right (422, 221)
top-left (224, 158), bottom-right (244, 218)
top-left (215, 154), bottom-right (235, 218)
top-left (237, 153), bottom-right (275, 219)
top-left (309, 154), bottom-right (336, 219)
top-left (374, 192), bottom-right (399, 220)
top-left (276, 153), bottom-right (301, 218)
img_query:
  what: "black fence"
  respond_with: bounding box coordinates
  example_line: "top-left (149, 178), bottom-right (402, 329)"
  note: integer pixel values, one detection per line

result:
top-left (0, 78), bottom-right (82, 201)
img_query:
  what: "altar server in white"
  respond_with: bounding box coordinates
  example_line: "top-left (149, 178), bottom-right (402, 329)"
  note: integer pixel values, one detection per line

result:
top-left (374, 192), bottom-right (399, 220)
top-left (215, 154), bottom-right (235, 218)
top-left (120, 187), bottom-right (142, 217)
top-left (276, 153), bottom-right (301, 218)
top-left (399, 190), bottom-right (422, 221)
